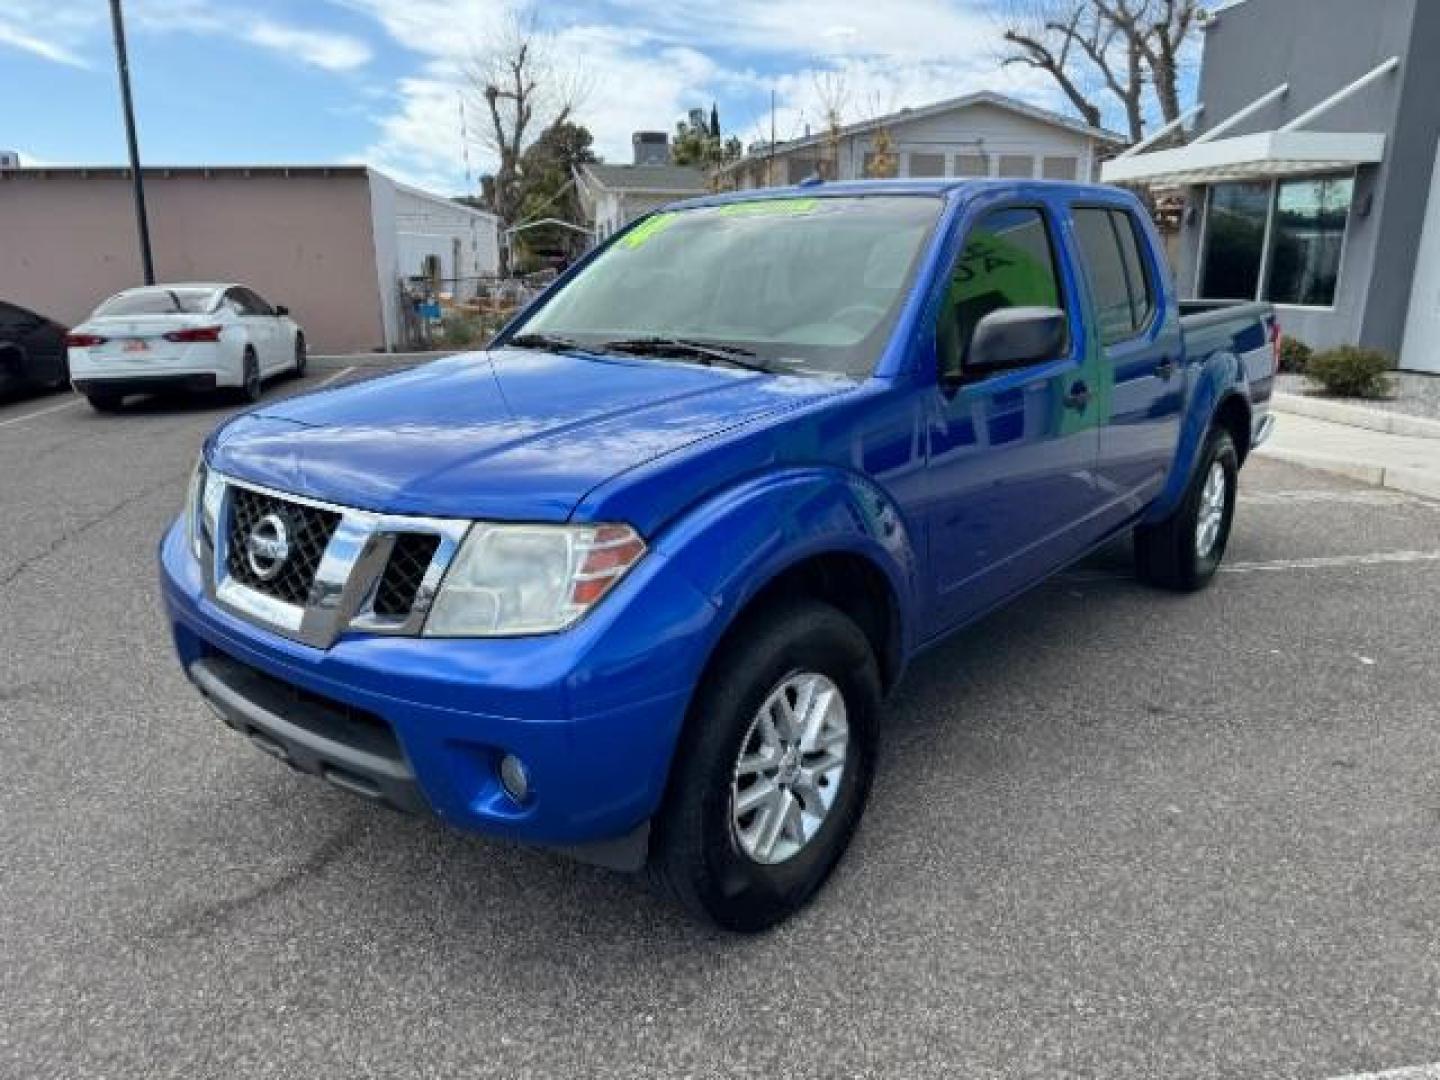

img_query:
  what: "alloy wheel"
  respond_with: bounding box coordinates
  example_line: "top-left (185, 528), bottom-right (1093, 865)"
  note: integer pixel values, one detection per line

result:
top-left (731, 670), bottom-right (849, 866)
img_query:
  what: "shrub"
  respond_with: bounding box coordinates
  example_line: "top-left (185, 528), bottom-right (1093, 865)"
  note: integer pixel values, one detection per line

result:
top-left (1278, 335), bottom-right (1312, 374)
top-left (435, 312), bottom-right (490, 350)
top-left (1305, 346), bottom-right (1393, 398)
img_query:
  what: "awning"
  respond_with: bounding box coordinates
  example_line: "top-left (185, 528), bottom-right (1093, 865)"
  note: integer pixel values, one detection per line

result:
top-left (1102, 129), bottom-right (1386, 186)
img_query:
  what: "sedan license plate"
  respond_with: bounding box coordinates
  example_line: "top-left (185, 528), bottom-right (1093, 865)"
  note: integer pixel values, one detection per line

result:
top-left (122, 339), bottom-right (149, 353)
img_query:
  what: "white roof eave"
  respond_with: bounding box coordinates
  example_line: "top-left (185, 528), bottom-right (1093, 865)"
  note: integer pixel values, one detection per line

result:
top-left (1101, 129), bottom-right (1386, 186)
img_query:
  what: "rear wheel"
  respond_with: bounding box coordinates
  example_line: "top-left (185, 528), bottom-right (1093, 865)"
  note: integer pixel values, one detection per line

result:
top-left (1134, 428), bottom-right (1238, 591)
top-left (237, 348), bottom-right (262, 403)
top-left (292, 333), bottom-right (307, 378)
top-left (85, 390), bottom-right (123, 413)
top-left (649, 599), bottom-right (881, 932)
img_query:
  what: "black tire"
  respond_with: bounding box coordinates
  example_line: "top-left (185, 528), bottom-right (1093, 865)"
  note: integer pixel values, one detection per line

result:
top-left (292, 333), bottom-right (307, 378)
top-left (85, 390), bottom-right (123, 413)
top-left (238, 349), bottom-right (262, 403)
top-left (1134, 428), bottom-right (1238, 591)
top-left (649, 599), bottom-right (881, 932)
top-left (47, 353), bottom-right (71, 391)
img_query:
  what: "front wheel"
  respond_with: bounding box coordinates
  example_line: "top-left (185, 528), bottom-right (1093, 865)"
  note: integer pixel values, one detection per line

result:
top-left (1134, 428), bottom-right (1238, 591)
top-left (292, 333), bottom-right (307, 378)
top-left (649, 599), bottom-right (881, 932)
top-left (85, 390), bottom-right (123, 413)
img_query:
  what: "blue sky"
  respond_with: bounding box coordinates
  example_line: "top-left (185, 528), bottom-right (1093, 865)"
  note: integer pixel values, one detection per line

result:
top-left (1, 1), bottom-right (1194, 195)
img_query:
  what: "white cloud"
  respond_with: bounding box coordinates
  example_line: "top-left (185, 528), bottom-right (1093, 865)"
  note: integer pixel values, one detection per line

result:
top-left (0, 1), bottom-right (373, 73)
top-left (245, 20), bottom-right (372, 71)
top-left (0, 19), bottom-right (91, 68)
top-left (347, 0), bottom-right (1097, 195)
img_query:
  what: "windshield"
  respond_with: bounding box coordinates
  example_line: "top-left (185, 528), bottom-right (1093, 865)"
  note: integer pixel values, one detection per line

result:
top-left (515, 195), bottom-right (942, 376)
top-left (94, 288), bottom-right (217, 317)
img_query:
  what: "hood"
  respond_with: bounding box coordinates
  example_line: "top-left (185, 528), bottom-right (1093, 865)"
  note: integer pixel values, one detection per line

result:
top-left (208, 349), bottom-right (851, 521)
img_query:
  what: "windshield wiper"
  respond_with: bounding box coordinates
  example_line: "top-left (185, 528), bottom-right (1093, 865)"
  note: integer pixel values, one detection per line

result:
top-left (597, 336), bottom-right (771, 373)
top-left (506, 332), bottom-right (605, 356)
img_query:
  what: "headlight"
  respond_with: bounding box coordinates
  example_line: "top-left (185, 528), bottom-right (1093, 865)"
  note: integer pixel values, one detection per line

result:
top-left (184, 456), bottom-right (223, 562)
top-left (425, 522), bottom-right (646, 636)
top-left (184, 457), bottom-right (206, 560)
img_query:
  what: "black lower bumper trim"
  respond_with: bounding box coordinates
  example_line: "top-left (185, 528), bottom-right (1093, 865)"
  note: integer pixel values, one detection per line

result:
top-left (74, 374), bottom-right (218, 396)
top-left (188, 654), bottom-right (429, 815)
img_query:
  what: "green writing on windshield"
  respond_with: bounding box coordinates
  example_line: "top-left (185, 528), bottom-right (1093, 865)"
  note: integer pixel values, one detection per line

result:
top-left (620, 212), bottom-right (679, 248)
top-left (716, 197), bottom-right (819, 218)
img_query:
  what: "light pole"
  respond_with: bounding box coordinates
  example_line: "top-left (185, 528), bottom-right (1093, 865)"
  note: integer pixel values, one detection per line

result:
top-left (108, 0), bottom-right (154, 284)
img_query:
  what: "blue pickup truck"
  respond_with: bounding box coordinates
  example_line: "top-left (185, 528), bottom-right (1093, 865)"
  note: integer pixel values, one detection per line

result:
top-left (161, 180), bottom-right (1277, 930)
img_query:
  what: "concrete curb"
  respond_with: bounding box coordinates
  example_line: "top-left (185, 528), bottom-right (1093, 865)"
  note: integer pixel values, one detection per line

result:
top-left (310, 351), bottom-right (453, 371)
top-left (1272, 392), bottom-right (1440, 440)
top-left (1257, 445), bottom-right (1440, 500)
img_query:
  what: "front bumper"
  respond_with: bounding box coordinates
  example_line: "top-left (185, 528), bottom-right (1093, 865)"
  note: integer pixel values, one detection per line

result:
top-left (159, 518), bottom-right (720, 867)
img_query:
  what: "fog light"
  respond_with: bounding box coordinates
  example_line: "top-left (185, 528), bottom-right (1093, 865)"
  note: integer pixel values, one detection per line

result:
top-left (498, 754), bottom-right (530, 802)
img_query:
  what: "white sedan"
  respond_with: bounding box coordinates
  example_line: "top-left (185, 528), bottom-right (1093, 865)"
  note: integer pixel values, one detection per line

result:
top-left (65, 283), bottom-right (306, 412)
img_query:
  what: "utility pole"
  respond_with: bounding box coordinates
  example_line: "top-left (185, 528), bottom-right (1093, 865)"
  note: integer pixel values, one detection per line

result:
top-left (109, 0), bottom-right (154, 284)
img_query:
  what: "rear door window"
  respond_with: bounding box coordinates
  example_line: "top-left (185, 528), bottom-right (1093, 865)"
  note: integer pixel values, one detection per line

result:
top-left (1072, 207), bottom-right (1155, 344)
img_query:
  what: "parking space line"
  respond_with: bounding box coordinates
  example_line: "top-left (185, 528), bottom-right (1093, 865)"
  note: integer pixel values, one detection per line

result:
top-left (1223, 550), bottom-right (1440, 573)
top-left (1245, 489), bottom-right (1436, 507)
top-left (0, 396), bottom-right (81, 431)
top-left (1324, 1065), bottom-right (1440, 1080)
top-left (1061, 549), bottom-right (1440, 583)
top-left (311, 366), bottom-right (355, 389)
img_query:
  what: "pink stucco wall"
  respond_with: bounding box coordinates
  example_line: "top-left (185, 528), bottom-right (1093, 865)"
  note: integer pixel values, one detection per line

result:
top-left (0, 169), bottom-right (386, 353)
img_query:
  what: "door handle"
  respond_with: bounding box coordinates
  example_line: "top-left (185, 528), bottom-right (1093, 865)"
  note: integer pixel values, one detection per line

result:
top-left (1155, 357), bottom-right (1178, 380)
top-left (1063, 381), bottom-right (1090, 411)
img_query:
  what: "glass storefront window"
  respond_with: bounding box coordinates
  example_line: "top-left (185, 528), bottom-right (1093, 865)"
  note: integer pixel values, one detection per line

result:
top-left (1199, 181), bottom-right (1271, 299)
top-left (1265, 176), bottom-right (1353, 306)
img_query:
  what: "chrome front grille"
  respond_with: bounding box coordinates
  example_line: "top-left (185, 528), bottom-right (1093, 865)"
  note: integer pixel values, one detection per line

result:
top-left (373, 532), bottom-right (442, 618)
top-left (225, 486), bottom-right (342, 605)
top-left (200, 473), bottom-right (469, 649)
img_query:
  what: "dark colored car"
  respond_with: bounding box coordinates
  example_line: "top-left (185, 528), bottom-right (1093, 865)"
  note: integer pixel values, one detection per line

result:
top-left (0, 300), bottom-right (70, 395)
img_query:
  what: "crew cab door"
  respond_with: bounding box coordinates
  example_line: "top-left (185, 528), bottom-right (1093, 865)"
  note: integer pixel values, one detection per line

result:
top-left (1068, 205), bottom-right (1183, 518)
top-left (924, 201), bottom-right (1104, 635)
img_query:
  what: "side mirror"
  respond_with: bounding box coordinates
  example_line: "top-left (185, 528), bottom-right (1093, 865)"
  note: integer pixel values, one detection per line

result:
top-left (274, 305), bottom-right (289, 317)
top-left (964, 306), bottom-right (1066, 378)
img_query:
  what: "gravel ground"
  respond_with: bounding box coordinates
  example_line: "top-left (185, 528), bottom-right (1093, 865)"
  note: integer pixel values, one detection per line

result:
top-left (1278, 370), bottom-right (1440, 420)
top-left (2, 376), bottom-right (1439, 1079)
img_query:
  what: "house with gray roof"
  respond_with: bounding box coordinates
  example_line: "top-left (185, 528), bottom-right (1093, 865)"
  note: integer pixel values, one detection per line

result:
top-left (723, 90), bottom-right (1125, 189)
top-left (575, 135), bottom-right (708, 241)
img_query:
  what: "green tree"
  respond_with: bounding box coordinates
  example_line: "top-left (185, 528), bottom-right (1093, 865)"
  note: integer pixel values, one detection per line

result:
top-left (672, 104), bottom-right (743, 172)
top-left (510, 120), bottom-right (598, 267)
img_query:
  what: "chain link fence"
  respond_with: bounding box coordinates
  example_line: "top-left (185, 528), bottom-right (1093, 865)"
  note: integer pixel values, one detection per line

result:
top-left (397, 272), bottom-right (559, 351)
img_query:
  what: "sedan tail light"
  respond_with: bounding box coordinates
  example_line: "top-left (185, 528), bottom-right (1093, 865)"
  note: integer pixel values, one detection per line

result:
top-left (64, 333), bottom-right (107, 348)
top-left (163, 326), bottom-right (223, 343)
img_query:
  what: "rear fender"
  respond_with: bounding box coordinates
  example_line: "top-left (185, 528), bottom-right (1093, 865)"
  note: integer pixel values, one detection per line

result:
top-left (1144, 349), bottom-right (1247, 523)
top-left (655, 466), bottom-right (921, 664)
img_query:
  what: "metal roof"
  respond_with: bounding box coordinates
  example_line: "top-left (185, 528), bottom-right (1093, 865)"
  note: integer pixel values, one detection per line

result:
top-left (1102, 129), bottom-right (1386, 185)
top-left (578, 163), bottom-right (708, 194)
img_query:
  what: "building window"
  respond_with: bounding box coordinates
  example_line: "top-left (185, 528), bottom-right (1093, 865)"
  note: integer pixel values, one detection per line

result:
top-left (1199, 181), bottom-right (1271, 300)
top-left (908, 152), bottom-right (945, 178)
top-left (1199, 173), bottom-right (1355, 307)
top-left (787, 157), bottom-right (821, 184)
top-left (1265, 175), bottom-right (1354, 307)
top-left (1042, 156), bottom-right (1078, 180)
top-left (997, 154), bottom-right (1035, 178)
top-left (954, 153), bottom-right (989, 177)
top-left (862, 152), bottom-right (898, 178)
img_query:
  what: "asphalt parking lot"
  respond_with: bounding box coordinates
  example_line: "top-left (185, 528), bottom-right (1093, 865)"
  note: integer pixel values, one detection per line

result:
top-left (2, 372), bottom-right (1438, 1079)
